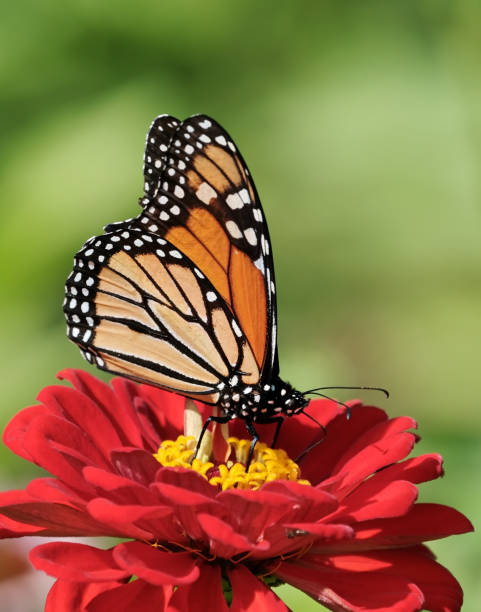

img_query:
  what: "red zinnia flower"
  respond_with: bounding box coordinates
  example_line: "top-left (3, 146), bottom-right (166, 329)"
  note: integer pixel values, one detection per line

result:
top-left (0, 370), bottom-right (473, 611)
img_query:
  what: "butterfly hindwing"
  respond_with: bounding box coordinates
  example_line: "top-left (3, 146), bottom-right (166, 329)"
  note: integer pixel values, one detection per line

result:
top-left (135, 114), bottom-right (278, 385)
top-left (64, 226), bottom-right (260, 404)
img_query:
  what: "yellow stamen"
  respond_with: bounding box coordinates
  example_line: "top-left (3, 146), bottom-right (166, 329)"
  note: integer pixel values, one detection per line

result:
top-left (153, 435), bottom-right (310, 490)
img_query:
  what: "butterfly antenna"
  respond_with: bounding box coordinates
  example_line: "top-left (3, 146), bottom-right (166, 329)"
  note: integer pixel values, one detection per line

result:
top-left (295, 411), bottom-right (327, 464)
top-left (303, 385), bottom-right (389, 398)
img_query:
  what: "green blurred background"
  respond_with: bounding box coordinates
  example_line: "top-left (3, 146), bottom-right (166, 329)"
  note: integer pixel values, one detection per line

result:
top-left (0, 1), bottom-right (479, 609)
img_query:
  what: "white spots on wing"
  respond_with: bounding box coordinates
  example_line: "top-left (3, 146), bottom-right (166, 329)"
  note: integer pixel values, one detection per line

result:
top-left (226, 220), bottom-right (242, 239)
top-left (170, 250), bottom-right (182, 259)
top-left (244, 227), bottom-right (257, 246)
top-left (159, 144), bottom-right (168, 152)
top-left (156, 249), bottom-right (165, 257)
top-left (142, 234), bottom-right (153, 242)
top-left (199, 119), bottom-right (212, 129)
top-left (160, 211), bottom-right (169, 221)
top-left (141, 217), bottom-right (148, 224)
top-left (83, 330), bottom-right (92, 342)
top-left (82, 288), bottom-right (89, 297)
top-left (174, 140), bottom-right (181, 147)
top-left (228, 141), bottom-right (236, 152)
top-left (69, 298), bottom-right (77, 309)
top-left (253, 256), bottom-right (265, 273)
top-left (187, 125), bottom-right (195, 133)
top-left (226, 193), bottom-right (244, 210)
top-left (154, 160), bottom-right (162, 168)
top-left (239, 188), bottom-right (250, 204)
top-left (98, 254), bottom-right (105, 261)
top-left (96, 356), bottom-right (105, 367)
top-left (88, 261), bottom-right (95, 269)
top-left (174, 185), bottom-right (184, 199)
top-left (261, 234), bottom-right (270, 255)
top-left (196, 182), bottom-right (217, 205)
top-left (215, 135), bottom-right (227, 146)
top-left (72, 314), bottom-right (80, 323)
top-left (231, 319), bottom-right (242, 338)
top-left (168, 168), bottom-right (175, 177)
top-left (134, 238), bottom-right (144, 247)
top-left (144, 182), bottom-right (150, 191)
top-left (111, 235), bottom-right (120, 242)
top-left (124, 245), bottom-right (131, 251)
top-left (121, 231), bottom-right (130, 238)
top-left (158, 195), bottom-right (168, 205)
top-left (270, 281), bottom-right (276, 294)
top-left (194, 268), bottom-right (204, 279)
top-left (149, 224), bottom-right (159, 232)
top-left (81, 302), bottom-right (89, 313)
top-left (178, 160), bottom-right (186, 170)
top-left (206, 291), bottom-right (217, 302)
top-left (253, 208), bottom-right (263, 222)
top-left (70, 287), bottom-right (77, 295)
top-left (86, 316), bottom-right (94, 326)
top-left (86, 277), bottom-right (94, 287)
top-left (157, 238), bottom-right (166, 245)
top-left (170, 205), bottom-right (180, 215)
top-left (185, 144), bottom-right (194, 154)
top-left (199, 134), bottom-right (211, 143)
top-left (84, 248), bottom-right (93, 257)
top-left (74, 272), bottom-right (82, 282)
top-left (72, 327), bottom-right (80, 338)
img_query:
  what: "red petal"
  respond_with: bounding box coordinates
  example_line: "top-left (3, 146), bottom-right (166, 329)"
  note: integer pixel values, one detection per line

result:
top-left (298, 404), bottom-right (388, 485)
top-left (276, 552), bottom-right (425, 611)
top-left (217, 489), bottom-right (300, 542)
top-left (31, 542), bottom-right (129, 581)
top-left (109, 378), bottom-right (148, 448)
top-left (83, 465), bottom-right (157, 502)
top-left (87, 498), bottom-right (182, 542)
top-left (327, 417), bottom-right (417, 493)
top-left (87, 579), bottom-right (173, 612)
top-left (151, 480), bottom-right (223, 540)
top-left (284, 522), bottom-right (354, 541)
top-left (23, 415), bottom-right (105, 492)
top-left (138, 383), bottom-right (185, 442)
top-left (228, 565), bottom-right (288, 611)
top-left (2, 405), bottom-right (50, 461)
top-left (0, 490), bottom-right (117, 536)
top-left (46, 579), bottom-right (123, 612)
top-left (167, 562), bottom-right (228, 612)
top-left (329, 480), bottom-right (419, 523)
top-left (110, 448), bottom-right (161, 485)
top-left (27, 477), bottom-right (86, 505)
top-left (343, 503), bottom-right (475, 550)
top-left (38, 385), bottom-right (123, 460)
top-left (113, 541), bottom-right (199, 585)
top-left (155, 466), bottom-right (217, 498)
top-left (261, 480), bottom-right (339, 522)
top-left (197, 512), bottom-right (269, 557)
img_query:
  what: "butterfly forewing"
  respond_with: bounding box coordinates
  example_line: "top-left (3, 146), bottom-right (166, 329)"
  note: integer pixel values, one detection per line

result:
top-left (64, 227), bottom-right (260, 403)
top-left (135, 114), bottom-right (278, 384)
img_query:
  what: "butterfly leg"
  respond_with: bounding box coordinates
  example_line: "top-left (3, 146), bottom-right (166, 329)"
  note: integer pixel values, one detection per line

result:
top-left (244, 419), bottom-right (260, 471)
top-left (193, 414), bottom-right (231, 461)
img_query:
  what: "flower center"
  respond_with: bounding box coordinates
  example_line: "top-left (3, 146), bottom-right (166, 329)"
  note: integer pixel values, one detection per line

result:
top-left (154, 435), bottom-right (310, 490)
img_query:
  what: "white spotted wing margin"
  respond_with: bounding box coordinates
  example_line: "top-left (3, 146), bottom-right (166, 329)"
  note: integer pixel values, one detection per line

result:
top-left (64, 226), bottom-right (260, 404)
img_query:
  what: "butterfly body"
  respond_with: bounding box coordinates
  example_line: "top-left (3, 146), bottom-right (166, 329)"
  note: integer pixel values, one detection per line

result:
top-left (64, 114), bottom-right (310, 425)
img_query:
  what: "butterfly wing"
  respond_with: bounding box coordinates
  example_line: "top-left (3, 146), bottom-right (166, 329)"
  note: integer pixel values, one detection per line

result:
top-left (64, 227), bottom-right (260, 403)
top-left (132, 114), bottom-right (278, 387)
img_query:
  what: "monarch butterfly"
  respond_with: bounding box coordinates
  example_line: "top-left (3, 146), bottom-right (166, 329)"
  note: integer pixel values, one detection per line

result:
top-left (64, 115), bottom-right (383, 447)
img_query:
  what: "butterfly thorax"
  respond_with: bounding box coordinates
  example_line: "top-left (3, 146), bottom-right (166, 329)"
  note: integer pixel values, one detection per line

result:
top-left (218, 377), bottom-right (309, 421)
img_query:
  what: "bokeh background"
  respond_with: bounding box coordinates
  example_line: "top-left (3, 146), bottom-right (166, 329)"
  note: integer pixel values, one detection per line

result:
top-left (0, 1), bottom-right (479, 609)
